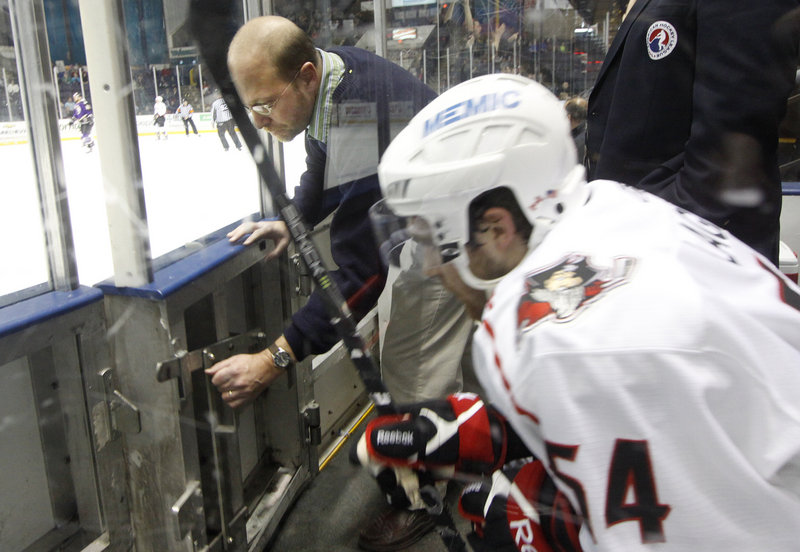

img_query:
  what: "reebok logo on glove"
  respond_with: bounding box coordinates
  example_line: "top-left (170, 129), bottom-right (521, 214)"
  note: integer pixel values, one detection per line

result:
top-left (361, 393), bottom-right (510, 472)
top-left (376, 429), bottom-right (415, 447)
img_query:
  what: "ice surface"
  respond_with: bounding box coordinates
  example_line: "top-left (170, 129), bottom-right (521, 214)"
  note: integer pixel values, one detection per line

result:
top-left (1, 126), bottom-right (306, 295)
top-left (4, 124), bottom-right (798, 296)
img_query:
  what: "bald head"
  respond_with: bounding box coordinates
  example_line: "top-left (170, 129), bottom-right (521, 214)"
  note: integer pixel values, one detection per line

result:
top-left (227, 16), bottom-right (322, 141)
top-left (228, 16), bottom-right (318, 82)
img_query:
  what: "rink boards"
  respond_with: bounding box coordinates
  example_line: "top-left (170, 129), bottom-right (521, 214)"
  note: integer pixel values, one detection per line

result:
top-left (0, 112), bottom-right (218, 145)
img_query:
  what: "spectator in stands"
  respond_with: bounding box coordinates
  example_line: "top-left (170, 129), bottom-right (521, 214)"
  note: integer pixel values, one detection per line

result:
top-left (564, 96), bottom-right (588, 163)
top-left (442, 0), bottom-right (475, 86)
top-left (64, 97), bottom-right (75, 118)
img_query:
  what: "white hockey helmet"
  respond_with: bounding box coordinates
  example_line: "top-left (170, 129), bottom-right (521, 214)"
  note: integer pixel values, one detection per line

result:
top-left (155, 95), bottom-right (163, 102)
top-left (374, 73), bottom-right (586, 289)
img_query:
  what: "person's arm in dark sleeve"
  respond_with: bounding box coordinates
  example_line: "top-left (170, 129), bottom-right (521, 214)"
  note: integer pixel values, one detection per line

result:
top-left (654, 1), bottom-right (799, 258)
top-left (284, 178), bottom-right (386, 360)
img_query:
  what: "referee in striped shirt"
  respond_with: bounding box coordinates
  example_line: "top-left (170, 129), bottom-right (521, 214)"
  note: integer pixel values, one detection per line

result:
top-left (210, 94), bottom-right (242, 151)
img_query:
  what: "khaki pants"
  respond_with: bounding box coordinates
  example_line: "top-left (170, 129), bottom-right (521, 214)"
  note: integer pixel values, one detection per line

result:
top-left (378, 260), bottom-right (475, 405)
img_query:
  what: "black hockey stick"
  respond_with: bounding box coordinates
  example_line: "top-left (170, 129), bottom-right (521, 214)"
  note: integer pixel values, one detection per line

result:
top-left (188, 4), bottom-right (467, 550)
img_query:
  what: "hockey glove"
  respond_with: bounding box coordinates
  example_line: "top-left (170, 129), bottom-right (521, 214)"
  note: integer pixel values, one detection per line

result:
top-left (355, 433), bottom-right (444, 511)
top-left (459, 458), bottom-right (583, 552)
top-left (358, 392), bottom-right (528, 475)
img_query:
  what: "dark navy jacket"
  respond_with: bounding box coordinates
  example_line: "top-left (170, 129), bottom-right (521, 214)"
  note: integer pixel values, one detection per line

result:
top-left (284, 46), bottom-right (437, 359)
top-left (587, 0), bottom-right (799, 262)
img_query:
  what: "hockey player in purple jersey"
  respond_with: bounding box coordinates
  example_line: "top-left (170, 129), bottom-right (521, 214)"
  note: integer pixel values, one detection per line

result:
top-left (71, 92), bottom-right (95, 152)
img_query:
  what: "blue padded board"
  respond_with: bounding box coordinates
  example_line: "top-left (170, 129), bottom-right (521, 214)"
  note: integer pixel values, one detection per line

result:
top-left (96, 234), bottom-right (247, 300)
top-left (0, 286), bottom-right (103, 339)
top-left (95, 216), bottom-right (274, 300)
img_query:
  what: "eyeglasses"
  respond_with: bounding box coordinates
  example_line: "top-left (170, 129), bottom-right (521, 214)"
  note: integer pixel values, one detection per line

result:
top-left (245, 68), bottom-right (301, 117)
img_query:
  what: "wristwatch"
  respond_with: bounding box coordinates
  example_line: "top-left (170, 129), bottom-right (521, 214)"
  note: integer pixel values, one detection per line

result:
top-left (268, 343), bottom-right (294, 370)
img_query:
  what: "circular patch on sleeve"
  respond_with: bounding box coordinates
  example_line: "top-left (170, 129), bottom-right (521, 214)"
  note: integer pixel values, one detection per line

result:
top-left (646, 21), bottom-right (678, 60)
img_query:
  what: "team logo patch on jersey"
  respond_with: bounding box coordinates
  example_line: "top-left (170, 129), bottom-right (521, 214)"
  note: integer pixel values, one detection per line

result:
top-left (517, 254), bottom-right (635, 332)
top-left (646, 21), bottom-right (678, 60)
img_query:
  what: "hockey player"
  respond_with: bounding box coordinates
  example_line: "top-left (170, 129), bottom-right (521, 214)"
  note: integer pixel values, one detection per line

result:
top-left (356, 74), bottom-right (800, 551)
top-left (153, 95), bottom-right (168, 140)
top-left (71, 92), bottom-right (94, 152)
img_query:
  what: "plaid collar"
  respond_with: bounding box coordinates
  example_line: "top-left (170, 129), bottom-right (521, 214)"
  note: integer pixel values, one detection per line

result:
top-left (307, 49), bottom-right (345, 143)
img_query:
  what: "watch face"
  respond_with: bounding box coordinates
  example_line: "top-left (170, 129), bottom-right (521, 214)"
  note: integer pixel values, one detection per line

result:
top-left (273, 349), bottom-right (292, 368)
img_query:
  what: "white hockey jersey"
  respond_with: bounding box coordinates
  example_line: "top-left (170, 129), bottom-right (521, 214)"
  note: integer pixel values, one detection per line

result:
top-left (472, 180), bottom-right (800, 551)
top-left (154, 100), bottom-right (167, 117)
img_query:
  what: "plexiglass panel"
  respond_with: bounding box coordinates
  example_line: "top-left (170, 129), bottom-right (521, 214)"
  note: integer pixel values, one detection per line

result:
top-left (269, 0), bottom-right (610, 97)
top-left (0, 7), bottom-right (50, 298)
top-left (49, 3), bottom-right (262, 286)
top-left (3, 0), bottom-right (619, 294)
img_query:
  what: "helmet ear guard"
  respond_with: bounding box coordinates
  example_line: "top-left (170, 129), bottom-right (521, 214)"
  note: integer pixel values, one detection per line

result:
top-left (375, 74), bottom-right (587, 289)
